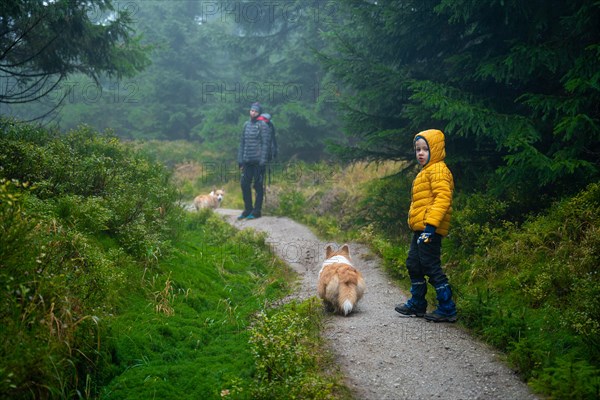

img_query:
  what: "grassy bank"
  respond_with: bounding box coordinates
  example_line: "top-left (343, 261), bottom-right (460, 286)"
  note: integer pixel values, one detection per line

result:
top-left (101, 211), bottom-right (348, 399)
top-left (100, 210), bottom-right (285, 398)
top-left (0, 123), bottom-right (349, 399)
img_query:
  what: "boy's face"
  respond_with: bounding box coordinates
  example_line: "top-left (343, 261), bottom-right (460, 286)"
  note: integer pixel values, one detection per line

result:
top-left (415, 138), bottom-right (429, 166)
top-left (249, 109), bottom-right (260, 118)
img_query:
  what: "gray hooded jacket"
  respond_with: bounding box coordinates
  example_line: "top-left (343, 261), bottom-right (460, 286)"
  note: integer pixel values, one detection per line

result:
top-left (237, 118), bottom-right (269, 166)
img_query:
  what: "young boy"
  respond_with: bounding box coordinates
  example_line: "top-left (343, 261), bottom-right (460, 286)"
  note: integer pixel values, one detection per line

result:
top-left (395, 129), bottom-right (457, 322)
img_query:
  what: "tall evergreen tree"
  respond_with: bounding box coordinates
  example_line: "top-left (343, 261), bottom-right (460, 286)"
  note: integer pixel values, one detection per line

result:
top-left (319, 0), bottom-right (600, 202)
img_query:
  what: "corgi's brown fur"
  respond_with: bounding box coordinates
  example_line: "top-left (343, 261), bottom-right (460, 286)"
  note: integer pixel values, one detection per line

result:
top-left (317, 244), bottom-right (365, 316)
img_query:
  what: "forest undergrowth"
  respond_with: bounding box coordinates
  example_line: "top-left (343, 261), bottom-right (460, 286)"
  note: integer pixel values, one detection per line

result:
top-left (0, 122), bottom-right (348, 400)
top-left (2, 124), bottom-right (598, 399)
top-left (135, 136), bottom-right (600, 399)
top-left (247, 161), bottom-right (600, 400)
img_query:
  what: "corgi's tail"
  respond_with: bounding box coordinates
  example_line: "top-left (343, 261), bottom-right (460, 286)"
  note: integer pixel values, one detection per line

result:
top-left (338, 284), bottom-right (358, 316)
top-left (342, 299), bottom-right (354, 316)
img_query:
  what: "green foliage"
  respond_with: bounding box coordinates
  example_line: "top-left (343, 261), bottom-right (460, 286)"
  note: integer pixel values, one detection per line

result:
top-left (131, 139), bottom-right (219, 168)
top-left (0, 179), bottom-right (33, 265)
top-left (1, 0), bottom-right (150, 113)
top-left (277, 189), bottom-right (307, 221)
top-left (0, 121), bottom-right (181, 260)
top-left (246, 298), bottom-right (350, 400)
top-left (449, 192), bottom-right (512, 257)
top-left (101, 211), bottom-right (296, 400)
top-left (0, 176), bottom-right (134, 399)
top-left (357, 170), bottom-right (414, 240)
top-left (530, 358), bottom-right (600, 400)
top-left (447, 182), bottom-right (600, 399)
top-left (359, 224), bottom-right (408, 280)
top-left (0, 120), bottom-right (182, 398)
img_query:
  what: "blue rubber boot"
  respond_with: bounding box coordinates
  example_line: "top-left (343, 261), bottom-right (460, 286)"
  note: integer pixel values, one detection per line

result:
top-left (424, 284), bottom-right (457, 322)
top-left (395, 279), bottom-right (428, 317)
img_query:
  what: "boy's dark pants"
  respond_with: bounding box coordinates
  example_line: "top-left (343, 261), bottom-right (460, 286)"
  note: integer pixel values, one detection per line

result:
top-left (240, 163), bottom-right (265, 215)
top-left (405, 231), bottom-right (448, 287)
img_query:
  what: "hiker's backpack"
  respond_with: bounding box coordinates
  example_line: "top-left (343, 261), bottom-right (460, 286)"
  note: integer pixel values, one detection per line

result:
top-left (259, 113), bottom-right (278, 162)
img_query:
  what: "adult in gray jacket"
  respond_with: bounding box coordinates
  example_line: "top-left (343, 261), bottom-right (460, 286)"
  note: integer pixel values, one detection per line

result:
top-left (237, 102), bottom-right (269, 219)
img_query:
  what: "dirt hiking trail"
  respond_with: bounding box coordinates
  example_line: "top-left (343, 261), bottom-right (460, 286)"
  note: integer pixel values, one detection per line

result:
top-left (216, 208), bottom-right (538, 400)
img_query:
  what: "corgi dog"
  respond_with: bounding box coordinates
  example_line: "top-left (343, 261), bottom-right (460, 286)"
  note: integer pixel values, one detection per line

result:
top-left (318, 244), bottom-right (366, 316)
top-left (193, 189), bottom-right (225, 210)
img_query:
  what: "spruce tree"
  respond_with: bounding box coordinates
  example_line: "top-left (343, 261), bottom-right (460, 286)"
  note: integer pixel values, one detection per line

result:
top-left (319, 0), bottom-right (600, 204)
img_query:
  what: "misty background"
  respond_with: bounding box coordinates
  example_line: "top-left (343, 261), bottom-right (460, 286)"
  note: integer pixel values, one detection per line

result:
top-left (5, 1), bottom-right (344, 161)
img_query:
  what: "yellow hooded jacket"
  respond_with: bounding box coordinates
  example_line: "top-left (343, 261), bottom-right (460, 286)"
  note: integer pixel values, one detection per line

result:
top-left (407, 129), bottom-right (454, 236)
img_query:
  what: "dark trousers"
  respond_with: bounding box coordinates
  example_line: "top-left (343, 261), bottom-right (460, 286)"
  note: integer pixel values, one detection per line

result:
top-left (240, 163), bottom-right (265, 214)
top-left (405, 231), bottom-right (448, 287)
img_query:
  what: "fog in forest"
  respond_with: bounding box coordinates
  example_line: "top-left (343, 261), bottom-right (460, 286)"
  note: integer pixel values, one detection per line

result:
top-left (5, 1), bottom-right (346, 161)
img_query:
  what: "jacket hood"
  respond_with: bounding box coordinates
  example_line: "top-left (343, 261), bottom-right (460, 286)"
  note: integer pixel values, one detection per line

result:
top-left (257, 114), bottom-right (271, 123)
top-left (414, 129), bottom-right (446, 167)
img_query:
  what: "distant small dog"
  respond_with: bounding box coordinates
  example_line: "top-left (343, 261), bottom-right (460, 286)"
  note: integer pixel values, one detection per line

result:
top-left (193, 189), bottom-right (225, 210)
top-left (318, 244), bottom-right (366, 316)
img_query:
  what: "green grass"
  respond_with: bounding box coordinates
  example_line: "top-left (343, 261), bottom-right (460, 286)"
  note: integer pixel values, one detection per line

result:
top-left (100, 210), bottom-right (295, 399)
top-left (447, 184), bottom-right (600, 399)
top-left (0, 125), bottom-right (352, 399)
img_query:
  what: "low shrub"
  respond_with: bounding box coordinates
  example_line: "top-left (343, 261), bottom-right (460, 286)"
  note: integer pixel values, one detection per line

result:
top-left (450, 183), bottom-right (600, 399)
top-left (530, 358), bottom-right (600, 400)
top-left (356, 170), bottom-right (414, 241)
top-left (246, 298), bottom-right (350, 400)
top-left (448, 192), bottom-right (512, 257)
top-left (0, 120), bottom-right (183, 398)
